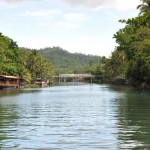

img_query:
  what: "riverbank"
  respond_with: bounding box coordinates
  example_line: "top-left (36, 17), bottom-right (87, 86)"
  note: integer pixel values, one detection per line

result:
top-left (94, 76), bottom-right (150, 90)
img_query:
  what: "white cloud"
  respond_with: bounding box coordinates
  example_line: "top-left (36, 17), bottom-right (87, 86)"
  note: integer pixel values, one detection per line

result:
top-left (59, 22), bottom-right (80, 29)
top-left (59, 0), bottom-right (111, 9)
top-left (24, 9), bottom-right (61, 17)
top-left (4, 0), bottom-right (33, 3)
top-left (64, 13), bottom-right (89, 22)
top-left (38, 22), bottom-right (50, 26)
top-left (1, 0), bottom-right (35, 9)
top-left (115, 0), bottom-right (140, 11)
top-left (59, 0), bottom-right (140, 11)
top-left (3, 0), bottom-right (141, 11)
top-left (59, 13), bottom-right (89, 29)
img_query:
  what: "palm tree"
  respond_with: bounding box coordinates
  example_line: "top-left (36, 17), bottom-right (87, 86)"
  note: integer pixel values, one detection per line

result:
top-left (137, 0), bottom-right (150, 14)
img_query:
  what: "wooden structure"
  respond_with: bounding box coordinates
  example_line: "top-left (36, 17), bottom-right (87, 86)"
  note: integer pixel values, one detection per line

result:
top-left (0, 75), bottom-right (25, 89)
top-left (34, 78), bottom-right (49, 87)
top-left (55, 74), bottom-right (94, 83)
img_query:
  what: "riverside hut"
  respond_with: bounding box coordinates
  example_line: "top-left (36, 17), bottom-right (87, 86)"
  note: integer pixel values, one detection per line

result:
top-left (0, 75), bottom-right (25, 89)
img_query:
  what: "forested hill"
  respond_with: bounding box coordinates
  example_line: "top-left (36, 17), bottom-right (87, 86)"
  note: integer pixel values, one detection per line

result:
top-left (38, 47), bottom-right (101, 74)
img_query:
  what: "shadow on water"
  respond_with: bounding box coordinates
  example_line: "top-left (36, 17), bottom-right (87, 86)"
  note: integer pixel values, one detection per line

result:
top-left (109, 85), bottom-right (150, 149)
top-left (0, 88), bottom-right (42, 98)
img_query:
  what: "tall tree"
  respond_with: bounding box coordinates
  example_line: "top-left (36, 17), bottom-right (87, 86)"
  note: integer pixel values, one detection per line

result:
top-left (0, 33), bottom-right (55, 84)
top-left (113, 6), bottom-right (150, 86)
top-left (137, 0), bottom-right (150, 14)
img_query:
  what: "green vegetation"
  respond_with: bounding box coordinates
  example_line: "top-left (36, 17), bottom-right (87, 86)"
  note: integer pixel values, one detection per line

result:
top-left (0, 33), bottom-right (54, 84)
top-left (24, 47), bottom-right (101, 75)
top-left (94, 0), bottom-right (150, 88)
top-left (25, 84), bottom-right (39, 88)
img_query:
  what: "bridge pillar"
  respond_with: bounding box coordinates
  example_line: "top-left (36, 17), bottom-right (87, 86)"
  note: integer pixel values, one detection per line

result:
top-left (64, 78), bottom-right (66, 82)
top-left (90, 77), bottom-right (93, 83)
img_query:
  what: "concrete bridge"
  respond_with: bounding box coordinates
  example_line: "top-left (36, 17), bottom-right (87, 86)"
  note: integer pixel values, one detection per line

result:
top-left (54, 74), bottom-right (94, 83)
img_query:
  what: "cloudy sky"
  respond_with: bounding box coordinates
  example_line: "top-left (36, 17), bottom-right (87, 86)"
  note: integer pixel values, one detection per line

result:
top-left (0, 0), bottom-right (140, 57)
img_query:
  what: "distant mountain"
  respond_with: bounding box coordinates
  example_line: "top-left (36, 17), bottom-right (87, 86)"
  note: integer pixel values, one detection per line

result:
top-left (38, 47), bottom-right (101, 74)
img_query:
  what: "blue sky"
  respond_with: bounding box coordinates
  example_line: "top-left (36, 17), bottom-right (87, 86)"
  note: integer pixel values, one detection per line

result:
top-left (0, 0), bottom-right (140, 57)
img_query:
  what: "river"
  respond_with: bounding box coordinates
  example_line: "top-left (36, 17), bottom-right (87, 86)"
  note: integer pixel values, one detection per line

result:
top-left (0, 83), bottom-right (150, 150)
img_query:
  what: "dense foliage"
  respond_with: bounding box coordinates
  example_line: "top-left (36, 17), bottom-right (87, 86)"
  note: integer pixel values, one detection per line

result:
top-left (0, 33), bottom-right (22, 76)
top-left (94, 0), bottom-right (150, 88)
top-left (0, 33), bottom-right (54, 83)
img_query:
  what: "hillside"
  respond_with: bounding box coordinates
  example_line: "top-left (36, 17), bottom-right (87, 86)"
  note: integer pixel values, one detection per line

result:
top-left (38, 47), bottom-right (101, 74)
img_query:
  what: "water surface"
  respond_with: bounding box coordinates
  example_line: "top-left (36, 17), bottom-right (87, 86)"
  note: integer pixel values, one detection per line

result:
top-left (0, 84), bottom-right (150, 149)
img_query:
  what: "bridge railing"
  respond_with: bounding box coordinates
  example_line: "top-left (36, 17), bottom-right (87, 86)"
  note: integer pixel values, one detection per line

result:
top-left (59, 74), bottom-right (94, 78)
top-left (53, 74), bottom-right (94, 83)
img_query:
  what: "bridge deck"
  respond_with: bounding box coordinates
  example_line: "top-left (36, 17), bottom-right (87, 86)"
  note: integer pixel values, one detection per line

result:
top-left (57, 74), bottom-right (94, 78)
top-left (53, 74), bottom-right (94, 83)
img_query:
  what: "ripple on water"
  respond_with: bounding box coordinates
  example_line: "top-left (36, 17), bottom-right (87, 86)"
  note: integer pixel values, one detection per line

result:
top-left (0, 84), bottom-right (150, 149)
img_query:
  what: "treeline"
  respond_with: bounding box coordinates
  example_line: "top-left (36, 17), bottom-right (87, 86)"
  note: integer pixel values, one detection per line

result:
top-left (0, 33), bottom-right (54, 84)
top-left (94, 0), bottom-right (150, 88)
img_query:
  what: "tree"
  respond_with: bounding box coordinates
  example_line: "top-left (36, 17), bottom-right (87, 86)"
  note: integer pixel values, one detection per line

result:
top-left (125, 54), bottom-right (150, 85)
top-left (24, 49), bottom-right (54, 83)
top-left (137, 0), bottom-right (150, 14)
top-left (0, 33), bottom-right (24, 76)
top-left (113, 7), bottom-right (150, 86)
top-left (0, 33), bottom-right (55, 84)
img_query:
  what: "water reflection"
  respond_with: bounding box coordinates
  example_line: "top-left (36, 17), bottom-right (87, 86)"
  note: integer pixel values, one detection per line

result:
top-left (111, 85), bottom-right (150, 149)
top-left (0, 84), bottom-right (150, 149)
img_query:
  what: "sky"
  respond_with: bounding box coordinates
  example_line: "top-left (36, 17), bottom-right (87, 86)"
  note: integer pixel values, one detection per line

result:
top-left (0, 0), bottom-right (140, 57)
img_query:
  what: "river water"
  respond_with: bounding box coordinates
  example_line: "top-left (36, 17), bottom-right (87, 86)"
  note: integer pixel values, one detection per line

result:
top-left (0, 83), bottom-right (150, 150)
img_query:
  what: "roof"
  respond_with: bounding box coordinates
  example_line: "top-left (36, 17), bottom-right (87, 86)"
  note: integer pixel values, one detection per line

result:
top-left (0, 75), bottom-right (19, 79)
